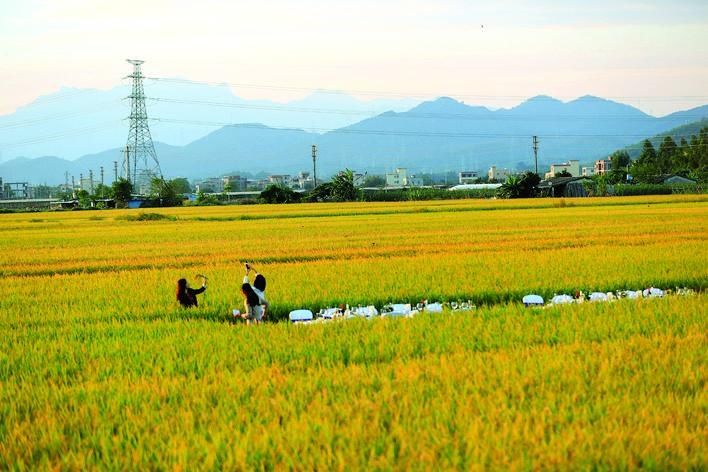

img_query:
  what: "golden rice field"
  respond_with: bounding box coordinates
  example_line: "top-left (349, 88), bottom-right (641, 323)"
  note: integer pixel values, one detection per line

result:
top-left (1, 195), bottom-right (707, 469)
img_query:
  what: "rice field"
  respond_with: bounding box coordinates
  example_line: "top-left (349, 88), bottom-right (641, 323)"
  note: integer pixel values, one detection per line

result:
top-left (1, 195), bottom-right (706, 469)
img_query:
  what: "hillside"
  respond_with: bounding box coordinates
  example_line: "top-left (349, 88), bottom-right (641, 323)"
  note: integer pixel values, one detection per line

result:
top-left (623, 118), bottom-right (708, 158)
top-left (0, 83), bottom-right (417, 161)
top-left (3, 95), bottom-right (708, 184)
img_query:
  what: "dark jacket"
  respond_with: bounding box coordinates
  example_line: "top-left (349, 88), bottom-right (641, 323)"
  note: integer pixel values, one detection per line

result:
top-left (178, 286), bottom-right (206, 308)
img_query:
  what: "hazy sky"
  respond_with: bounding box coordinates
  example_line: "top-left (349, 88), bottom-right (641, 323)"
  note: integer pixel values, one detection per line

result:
top-left (1, 0), bottom-right (707, 116)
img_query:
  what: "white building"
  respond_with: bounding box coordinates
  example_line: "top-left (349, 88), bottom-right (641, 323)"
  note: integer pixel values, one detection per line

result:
top-left (223, 175), bottom-right (247, 192)
top-left (386, 168), bottom-right (408, 187)
top-left (458, 171), bottom-right (479, 184)
top-left (408, 174), bottom-right (424, 187)
top-left (195, 177), bottom-right (225, 193)
top-left (488, 166), bottom-right (511, 182)
top-left (545, 160), bottom-right (580, 179)
top-left (582, 166), bottom-right (595, 177)
top-left (268, 174), bottom-right (292, 186)
top-left (296, 171), bottom-right (314, 189)
top-left (79, 176), bottom-right (94, 193)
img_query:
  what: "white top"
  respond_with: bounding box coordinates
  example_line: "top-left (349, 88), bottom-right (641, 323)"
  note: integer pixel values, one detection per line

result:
top-left (243, 275), bottom-right (268, 305)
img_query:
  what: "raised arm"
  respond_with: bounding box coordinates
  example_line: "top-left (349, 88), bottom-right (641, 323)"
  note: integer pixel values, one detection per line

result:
top-left (190, 284), bottom-right (206, 296)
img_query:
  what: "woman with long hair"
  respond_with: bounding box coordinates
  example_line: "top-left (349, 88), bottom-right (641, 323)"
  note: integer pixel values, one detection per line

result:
top-left (241, 282), bottom-right (263, 325)
top-left (243, 263), bottom-right (268, 320)
top-left (176, 275), bottom-right (207, 308)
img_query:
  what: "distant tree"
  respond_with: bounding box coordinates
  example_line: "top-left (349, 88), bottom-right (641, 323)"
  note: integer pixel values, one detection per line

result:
top-left (362, 175), bottom-right (386, 187)
top-left (222, 180), bottom-right (233, 202)
top-left (307, 182), bottom-right (335, 202)
top-left (592, 174), bottom-right (609, 197)
top-left (688, 127), bottom-right (708, 182)
top-left (609, 150), bottom-right (631, 170)
top-left (149, 177), bottom-right (182, 207)
top-left (93, 183), bottom-right (113, 199)
top-left (497, 172), bottom-right (540, 199)
top-left (170, 178), bottom-right (192, 194)
top-left (112, 178), bottom-right (133, 208)
top-left (330, 169), bottom-right (359, 201)
top-left (520, 171), bottom-right (541, 196)
top-left (637, 139), bottom-right (657, 165)
top-left (606, 168), bottom-right (627, 185)
top-left (497, 175), bottom-right (521, 199)
top-left (631, 140), bottom-right (660, 183)
top-left (696, 127), bottom-right (708, 178)
top-left (657, 136), bottom-right (678, 174)
top-left (555, 170), bottom-right (572, 178)
top-left (196, 191), bottom-right (220, 205)
top-left (76, 189), bottom-right (91, 208)
top-left (260, 184), bottom-right (301, 204)
top-left (58, 189), bottom-right (73, 201)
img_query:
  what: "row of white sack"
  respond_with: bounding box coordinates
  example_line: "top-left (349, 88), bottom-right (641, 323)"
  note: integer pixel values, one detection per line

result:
top-left (289, 286), bottom-right (693, 322)
top-left (522, 287), bottom-right (667, 307)
top-left (290, 301), bottom-right (459, 323)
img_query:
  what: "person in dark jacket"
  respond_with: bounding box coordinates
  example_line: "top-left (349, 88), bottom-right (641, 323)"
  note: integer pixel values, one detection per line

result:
top-left (176, 275), bottom-right (207, 308)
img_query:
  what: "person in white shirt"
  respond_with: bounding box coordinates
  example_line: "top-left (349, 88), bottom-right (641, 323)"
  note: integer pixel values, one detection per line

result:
top-left (242, 263), bottom-right (268, 322)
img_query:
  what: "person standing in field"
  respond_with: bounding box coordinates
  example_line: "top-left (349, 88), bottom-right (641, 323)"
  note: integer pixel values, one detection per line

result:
top-left (240, 282), bottom-right (264, 325)
top-left (246, 263), bottom-right (268, 309)
top-left (176, 275), bottom-right (207, 308)
top-left (241, 263), bottom-right (269, 323)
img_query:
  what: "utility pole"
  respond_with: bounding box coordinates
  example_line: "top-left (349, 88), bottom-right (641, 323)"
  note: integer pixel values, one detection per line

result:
top-left (532, 136), bottom-right (539, 175)
top-left (312, 144), bottom-right (318, 188)
top-left (64, 171), bottom-right (69, 192)
top-left (89, 169), bottom-right (94, 194)
top-left (113, 161), bottom-right (118, 183)
top-left (122, 145), bottom-right (131, 185)
top-left (71, 176), bottom-right (76, 198)
top-left (79, 173), bottom-right (83, 191)
top-left (99, 167), bottom-right (105, 197)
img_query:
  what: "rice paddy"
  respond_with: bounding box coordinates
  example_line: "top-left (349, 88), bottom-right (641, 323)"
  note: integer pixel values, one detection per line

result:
top-left (1, 195), bottom-right (706, 469)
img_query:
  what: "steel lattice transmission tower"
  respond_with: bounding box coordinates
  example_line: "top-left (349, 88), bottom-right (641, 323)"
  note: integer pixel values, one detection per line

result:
top-left (123, 59), bottom-right (162, 193)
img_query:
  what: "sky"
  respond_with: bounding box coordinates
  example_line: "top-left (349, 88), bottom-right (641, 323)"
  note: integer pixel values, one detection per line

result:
top-left (1, 0), bottom-right (707, 116)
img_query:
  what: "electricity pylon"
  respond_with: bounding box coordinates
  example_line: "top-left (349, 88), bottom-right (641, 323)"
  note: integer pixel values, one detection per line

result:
top-left (123, 59), bottom-right (162, 193)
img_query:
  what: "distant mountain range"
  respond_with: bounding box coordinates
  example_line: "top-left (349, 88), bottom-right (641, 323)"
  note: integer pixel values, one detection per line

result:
top-left (0, 81), bottom-right (418, 161)
top-left (2, 90), bottom-right (708, 185)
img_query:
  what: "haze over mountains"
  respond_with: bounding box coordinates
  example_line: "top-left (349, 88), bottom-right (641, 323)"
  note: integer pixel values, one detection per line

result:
top-left (1, 83), bottom-right (708, 185)
top-left (0, 81), bottom-right (418, 161)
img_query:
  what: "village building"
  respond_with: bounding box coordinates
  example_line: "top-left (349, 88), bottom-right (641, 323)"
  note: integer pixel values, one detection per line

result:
top-left (458, 171), bottom-right (479, 184)
top-left (386, 168), bottom-right (408, 186)
top-left (544, 160), bottom-right (580, 179)
top-left (488, 166), bottom-right (511, 182)
top-left (594, 159), bottom-right (612, 175)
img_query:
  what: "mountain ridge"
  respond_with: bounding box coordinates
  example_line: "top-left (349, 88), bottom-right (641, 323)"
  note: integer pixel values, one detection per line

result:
top-left (2, 94), bottom-right (708, 185)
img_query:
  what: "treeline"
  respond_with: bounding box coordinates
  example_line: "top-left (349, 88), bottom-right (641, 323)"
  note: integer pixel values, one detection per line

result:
top-left (58, 177), bottom-right (191, 209)
top-left (607, 126), bottom-right (708, 184)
